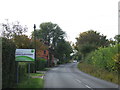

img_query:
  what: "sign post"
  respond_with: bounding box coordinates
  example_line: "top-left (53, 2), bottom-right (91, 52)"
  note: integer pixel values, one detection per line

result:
top-left (28, 63), bottom-right (30, 79)
top-left (15, 49), bottom-right (35, 83)
top-left (16, 62), bottom-right (19, 84)
top-left (34, 24), bottom-right (36, 73)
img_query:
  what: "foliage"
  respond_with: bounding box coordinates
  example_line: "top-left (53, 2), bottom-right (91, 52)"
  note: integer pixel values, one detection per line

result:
top-left (76, 30), bottom-right (109, 47)
top-left (85, 44), bottom-right (119, 72)
top-left (12, 35), bottom-right (32, 48)
top-left (78, 62), bottom-right (119, 84)
top-left (25, 58), bottom-right (47, 73)
top-left (18, 62), bottom-right (28, 82)
top-left (75, 30), bottom-right (109, 59)
top-left (16, 73), bottom-right (44, 88)
top-left (2, 38), bottom-right (17, 88)
top-left (39, 22), bottom-right (65, 46)
top-left (2, 37), bottom-right (34, 88)
top-left (78, 42), bottom-right (97, 56)
top-left (31, 22), bottom-right (72, 65)
top-left (31, 22), bottom-right (65, 46)
top-left (112, 53), bottom-right (120, 74)
top-left (1, 20), bottom-right (27, 39)
top-left (72, 51), bottom-right (82, 61)
top-left (54, 39), bottom-right (73, 62)
top-left (36, 58), bottom-right (47, 71)
top-left (12, 35), bottom-right (48, 50)
top-left (109, 38), bottom-right (116, 46)
top-left (114, 34), bottom-right (120, 44)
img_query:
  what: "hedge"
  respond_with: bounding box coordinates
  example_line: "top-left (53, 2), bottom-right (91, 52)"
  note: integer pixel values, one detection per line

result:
top-left (18, 62), bottom-right (28, 82)
top-left (2, 38), bottom-right (28, 88)
top-left (2, 38), bottom-right (17, 88)
top-left (2, 37), bottom-right (48, 88)
top-left (36, 58), bottom-right (47, 71)
top-left (85, 44), bottom-right (119, 72)
top-left (25, 58), bottom-right (47, 73)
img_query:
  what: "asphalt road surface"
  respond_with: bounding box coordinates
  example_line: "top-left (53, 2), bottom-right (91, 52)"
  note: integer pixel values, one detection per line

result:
top-left (44, 63), bottom-right (119, 90)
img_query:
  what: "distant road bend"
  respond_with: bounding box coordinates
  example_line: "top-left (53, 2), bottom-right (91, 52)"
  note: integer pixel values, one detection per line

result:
top-left (44, 63), bottom-right (119, 90)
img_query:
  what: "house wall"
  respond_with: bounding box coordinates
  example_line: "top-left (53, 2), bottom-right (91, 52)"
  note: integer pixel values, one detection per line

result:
top-left (37, 49), bottom-right (56, 66)
top-left (37, 50), bottom-right (49, 60)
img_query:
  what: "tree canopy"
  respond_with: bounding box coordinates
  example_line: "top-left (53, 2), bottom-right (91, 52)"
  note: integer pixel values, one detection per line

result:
top-left (1, 20), bottom-right (27, 39)
top-left (75, 30), bottom-right (109, 58)
top-left (31, 22), bottom-right (72, 64)
top-left (54, 39), bottom-right (73, 61)
top-left (12, 35), bottom-right (48, 51)
top-left (32, 22), bottom-right (66, 46)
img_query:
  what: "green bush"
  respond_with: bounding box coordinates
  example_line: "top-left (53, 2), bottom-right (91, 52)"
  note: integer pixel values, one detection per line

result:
top-left (18, 62), bottom-right (28, 82)
top-left (28, 58), bottom-right (47, 72)
top-left (2, 38), bottom-right (29, 88)
top-left (85, 44), bottom-right (119, 72)
top-left (2, 38), bottom-right (17, 88)
top-left (2, 37), bottom-right (48, 88)
top-left (36, 58), bottom-right (47, 70)
top-left (78, 62), bottom-right (119, 84)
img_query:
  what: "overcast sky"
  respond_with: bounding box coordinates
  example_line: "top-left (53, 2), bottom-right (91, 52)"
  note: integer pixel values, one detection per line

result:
top-left (0, 0), bottom-right (119, 43)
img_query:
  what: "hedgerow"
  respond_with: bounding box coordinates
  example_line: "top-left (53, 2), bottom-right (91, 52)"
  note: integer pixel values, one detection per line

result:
top-left (85, 44), bottom-right (119, 72)
top-left (36, 57), bottom-right (47, 71)
top-left (2, 38), bottom-right (17, 88)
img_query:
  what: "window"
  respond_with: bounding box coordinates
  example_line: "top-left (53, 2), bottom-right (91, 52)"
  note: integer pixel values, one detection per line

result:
top-left (44, 50), bottom-right (46, 54)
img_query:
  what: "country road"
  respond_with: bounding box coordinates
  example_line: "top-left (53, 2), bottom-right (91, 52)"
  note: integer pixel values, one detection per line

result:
top-left (44, 63), bottom-right (119, 90)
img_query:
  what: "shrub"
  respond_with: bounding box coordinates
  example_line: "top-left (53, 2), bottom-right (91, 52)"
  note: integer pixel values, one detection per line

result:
top-left (18, 62), bottom-right (28, 82)
top-left (2, 38), bottom-right (17, 88)
top-left (36, 58), bottom-right (47, 71)
top-left (85, 44), bottom-right (119, 72)
top-left (2, 38), bottom-right (29, 88)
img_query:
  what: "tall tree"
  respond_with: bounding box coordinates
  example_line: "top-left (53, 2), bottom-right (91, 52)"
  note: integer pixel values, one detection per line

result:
top-left (54, 39), bottom-right (73, 63)
top-left (31, 22), bottom-right (66, 47)
top-left (39, 22), bottom-right (66, 66)
top-left (39, 22), bottom-right (65, 46)
top-left (31, 22), bottom-right (72, 66)
top-left (75, 30), bottom-right (109, 59)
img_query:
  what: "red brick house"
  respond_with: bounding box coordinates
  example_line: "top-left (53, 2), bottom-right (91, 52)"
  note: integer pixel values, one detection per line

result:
top-left (36, 41), bottom-right (58, 66)
top-left (39, 50), bottom-right (49, 60)
top-left (37, 50), bottom-right (49, 60)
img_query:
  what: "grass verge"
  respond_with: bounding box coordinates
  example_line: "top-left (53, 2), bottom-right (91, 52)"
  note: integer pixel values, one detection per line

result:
top-left (77, 62), bottom-right (119, 85)
top-left (16, 73), bottom-right (44, 88)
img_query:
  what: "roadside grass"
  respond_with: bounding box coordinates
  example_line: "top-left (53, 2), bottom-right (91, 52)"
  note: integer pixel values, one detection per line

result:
top-left (30, 73), bottom-right (44, 77)
top-left (16, 73), bottom-right (44, 88)
top-left (42, 68), bottom-right (50, 71)
top-left (77, 62), bottom-right (119, 85)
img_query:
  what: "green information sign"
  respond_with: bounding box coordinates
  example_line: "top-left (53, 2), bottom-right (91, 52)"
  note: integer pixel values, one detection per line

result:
top-left (15, 49), bottom-right (35, 61)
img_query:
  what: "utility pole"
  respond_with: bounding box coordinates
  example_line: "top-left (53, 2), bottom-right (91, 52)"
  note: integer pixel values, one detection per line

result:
top-left (34, 24), bottom-right (36, 73)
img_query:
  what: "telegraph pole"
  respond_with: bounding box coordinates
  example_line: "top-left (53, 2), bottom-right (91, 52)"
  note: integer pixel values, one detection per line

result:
top-left (34, 24), bottom-right (36, 73)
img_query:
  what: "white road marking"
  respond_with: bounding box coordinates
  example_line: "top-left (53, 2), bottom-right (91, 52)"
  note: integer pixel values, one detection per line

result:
top-left (85, 85), bottom-right (91, 88)
top-left (85, 85), bottom-right (94, 90)
top-left (76, 79), bottom-right (93, 90)
top-left (76, 79), bottom-right (82, 83)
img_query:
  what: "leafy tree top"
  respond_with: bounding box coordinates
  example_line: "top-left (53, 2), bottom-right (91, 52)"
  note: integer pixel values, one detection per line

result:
top-left (76, 30), bottom-right (109, 47)
top-left (75, 30), bottom-right (109, 55)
